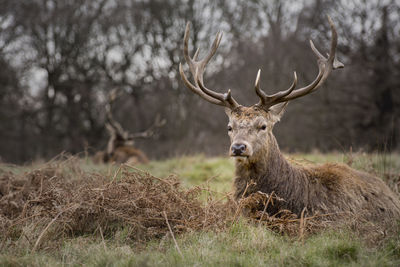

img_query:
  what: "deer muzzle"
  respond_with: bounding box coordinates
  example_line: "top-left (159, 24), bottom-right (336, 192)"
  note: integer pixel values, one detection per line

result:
top-left (230, 142), bottom-right (252, 157)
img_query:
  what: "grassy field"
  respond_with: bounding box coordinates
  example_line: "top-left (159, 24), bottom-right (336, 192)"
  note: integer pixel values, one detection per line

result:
top-left (1, 153), bottom-right (400, 266)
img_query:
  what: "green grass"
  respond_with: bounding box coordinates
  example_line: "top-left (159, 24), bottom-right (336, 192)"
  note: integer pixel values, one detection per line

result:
top-left (291, 152), bottom-right (400, 176)
top-left (137, 155), bottom-right (235, 192)
top-left (2, 221), bottom-right (400, 266)
top-left (1, 153), bottom-right (400, 266)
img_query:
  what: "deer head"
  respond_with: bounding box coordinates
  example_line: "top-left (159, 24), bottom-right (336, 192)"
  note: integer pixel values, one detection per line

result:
top-left (179, 16), bottom-right (344, 161)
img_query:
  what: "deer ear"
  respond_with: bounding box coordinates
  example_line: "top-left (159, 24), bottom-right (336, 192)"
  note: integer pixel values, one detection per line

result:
top-left (269, 102), bottom-right (288, 121)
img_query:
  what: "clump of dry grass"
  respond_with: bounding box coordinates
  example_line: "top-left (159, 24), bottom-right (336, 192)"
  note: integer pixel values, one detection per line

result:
top-left (233, 191), bottom-right (342, 240)
top-left (0, 158), bottom-right (237, 251)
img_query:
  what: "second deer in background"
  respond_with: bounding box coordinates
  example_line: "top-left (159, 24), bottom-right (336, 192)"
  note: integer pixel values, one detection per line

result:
top-left (94, 89), bottom-right (166, 165)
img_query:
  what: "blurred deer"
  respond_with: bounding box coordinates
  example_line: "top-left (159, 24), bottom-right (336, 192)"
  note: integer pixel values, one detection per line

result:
top-left (94, 89), bottom-right (166, 164)
top-left (179, 17), bottom-right (400, 221)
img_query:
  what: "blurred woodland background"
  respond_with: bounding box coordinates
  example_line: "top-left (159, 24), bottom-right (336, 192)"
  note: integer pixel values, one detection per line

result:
top-left (0, 0), bottom-right (399, 163)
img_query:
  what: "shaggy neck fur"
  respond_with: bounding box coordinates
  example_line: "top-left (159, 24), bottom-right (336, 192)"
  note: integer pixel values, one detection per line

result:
top-left (234, 132), bottom-right (309, 215)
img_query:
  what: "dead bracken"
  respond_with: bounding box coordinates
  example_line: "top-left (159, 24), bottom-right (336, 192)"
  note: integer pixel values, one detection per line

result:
top-left (0, 158), bottom-right (234, 250)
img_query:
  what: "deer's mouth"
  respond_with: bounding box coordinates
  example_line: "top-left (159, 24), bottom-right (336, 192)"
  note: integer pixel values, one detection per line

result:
top-left (230, 150), bottom-right (251, 158)
top-left (230, 154), bottom-right (249, 158)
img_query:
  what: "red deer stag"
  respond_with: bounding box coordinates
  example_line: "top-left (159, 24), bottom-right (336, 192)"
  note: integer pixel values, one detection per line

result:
top-left (179, 17), bottom-right (400, 221)
top-left (94, 89), bottom-right (165, 164)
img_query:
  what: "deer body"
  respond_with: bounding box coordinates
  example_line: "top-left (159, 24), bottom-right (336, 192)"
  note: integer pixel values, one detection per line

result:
top-left (93, 146), bottom-right (149, 164)
top-left (231, 108), bottom-right (400, 219)
top-left (111, 146), bottom-right (149, 164)
top-left (179, 17), bottom-right (400, 221)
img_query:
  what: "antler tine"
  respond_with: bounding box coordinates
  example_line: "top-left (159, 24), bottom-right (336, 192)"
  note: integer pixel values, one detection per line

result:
top-left (105, 89), bottom-right (128, 139)
top-left (183, 22), bottom-right (196, 74)
top-left (255, 70), bottom-right (298, 105)
top-left (128, 114), bottom-right (167, 139)
top-left (256, 16), bottom-right (344, 109)
top-left (105, 122), bottom-right (117, 156)
top-left (193, 48), bottom-right (200, 61)
top-left (254, 69), bottom-right (264, 98)
top-left (180, 22), bottom-right (240, 109)
top-left (310, 16), bottom-right (344, 70)
top-left (327, 15), bottom-right (338, 64)
top-left (179, 63), bottom-right (223, 105)
top-left (200, 30), bottom-right (223, 70)
top-left (197, 78), bottom-right (239, 107)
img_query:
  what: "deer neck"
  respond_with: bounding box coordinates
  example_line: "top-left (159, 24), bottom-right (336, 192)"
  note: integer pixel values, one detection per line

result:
top-left (234, 132), bottom-right (303, 199)
top-left (236, 133), bottom-right (288, 173)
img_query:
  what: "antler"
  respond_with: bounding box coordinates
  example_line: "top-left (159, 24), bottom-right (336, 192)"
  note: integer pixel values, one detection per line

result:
top-left (128, 114), bottom-right (166, 139)
top-left (105, 88), bottom-right (166, 152)
top-left (105, 88), bottom-right (129, 140)
top-left (105, 122), bottom-right (118, 156)
top-left (105, 89), bottom-right (131, 156)
top-left (255, 16), bottom-right (344, 109)
top-left (179, 22), bottom-right (240, 109)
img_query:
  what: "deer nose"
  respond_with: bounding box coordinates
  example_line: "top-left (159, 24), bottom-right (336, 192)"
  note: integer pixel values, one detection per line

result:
top-left (231, 143), bottom-right (247, 156)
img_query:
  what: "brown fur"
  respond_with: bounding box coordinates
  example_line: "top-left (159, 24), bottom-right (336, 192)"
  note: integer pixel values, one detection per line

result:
top-left (112, 146), bottom-right (149, 164)
top-left (93, 146), bottom-right (149, 164)
top-left (229, 106), bottom-right (400, 222)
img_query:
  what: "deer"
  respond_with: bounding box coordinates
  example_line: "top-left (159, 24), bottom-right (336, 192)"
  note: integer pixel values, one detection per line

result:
top-left (179, 17), bottom-right (400, 222)
top-left (94, 89), bottom-right (166, 165)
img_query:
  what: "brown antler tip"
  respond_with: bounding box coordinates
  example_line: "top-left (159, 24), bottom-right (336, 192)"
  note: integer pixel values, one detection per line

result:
top-left (193, 48), bottom-right (200, 60)
top-left (327, 15), bottom-right (334, 28)
top-left (255, 69), bottom-right (261, 87)
top-left (217, 31), bottom-right (223, 47)
top-left (224, 89), bottom-right (232, 101)
top-left (326, 15), bottom-right (337, 39)
top-left (254, 69), bottom-right (268, 104)
top-left (184, 22), bottom-right (191, 43)
top-left (333, 57), bottom-right (345, 69)
top-left (309, 40), bottom-right (326, 61)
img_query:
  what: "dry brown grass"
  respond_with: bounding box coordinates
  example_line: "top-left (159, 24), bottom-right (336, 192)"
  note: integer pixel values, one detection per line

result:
top-left (0, 158), bottom-right (235, 251)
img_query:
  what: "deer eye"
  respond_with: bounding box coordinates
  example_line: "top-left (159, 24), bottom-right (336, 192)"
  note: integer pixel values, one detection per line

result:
top-left (227, 125), bottom-right (232, 131)
top-left (260, 124), bottom-right (267, 130)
